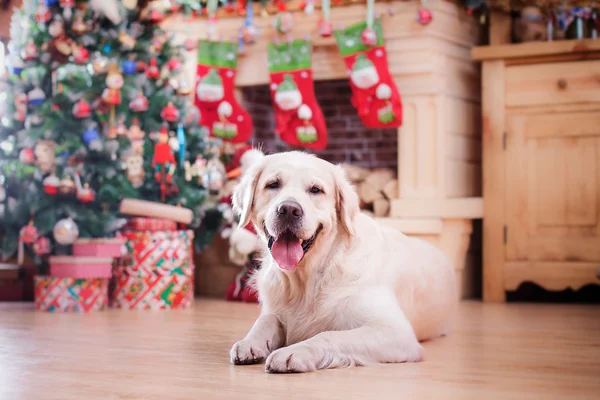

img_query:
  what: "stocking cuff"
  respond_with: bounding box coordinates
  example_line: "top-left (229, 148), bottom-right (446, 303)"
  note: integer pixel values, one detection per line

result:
top-left (334, 20), bottom-right (384, 56)
top-left (198, 40), bottom-right (239, 69)
top-left (268, 40), bottom-right (312, 73)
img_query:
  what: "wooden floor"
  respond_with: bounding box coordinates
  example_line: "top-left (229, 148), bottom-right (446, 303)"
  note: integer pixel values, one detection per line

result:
top-left (0, 300), bottom-right (599, 400)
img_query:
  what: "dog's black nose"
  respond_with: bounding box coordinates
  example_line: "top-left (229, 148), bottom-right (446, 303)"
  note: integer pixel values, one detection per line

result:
top-left (277, 201), bottom-right (303, 219)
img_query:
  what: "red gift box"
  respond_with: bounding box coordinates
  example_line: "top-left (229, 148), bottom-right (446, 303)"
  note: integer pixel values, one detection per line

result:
top-left (34, 276), bottom-right (108, 312)
top-left (125, 218), bottom-right (177, 232)
top-left (49, 256), bottom-right (113, 279)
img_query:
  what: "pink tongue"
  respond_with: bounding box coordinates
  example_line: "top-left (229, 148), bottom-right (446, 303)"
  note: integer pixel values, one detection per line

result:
top-left (271, 237), bottom-right (304, 271)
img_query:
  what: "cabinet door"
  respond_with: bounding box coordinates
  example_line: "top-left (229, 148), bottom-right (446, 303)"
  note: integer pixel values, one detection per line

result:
top-left (506, 109), bottom-right (600, 262)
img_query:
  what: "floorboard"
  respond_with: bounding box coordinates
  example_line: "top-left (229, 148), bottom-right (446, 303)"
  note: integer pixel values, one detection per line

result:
top-left (0, 300), bottom-right (599, 400)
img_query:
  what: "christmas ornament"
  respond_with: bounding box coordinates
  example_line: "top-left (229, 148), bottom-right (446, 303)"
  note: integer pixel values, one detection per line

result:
top-left (72, 46), bottom-right (90, 63)
top-left (49, 35), bottom-right (74, 64)
top-left (127, 118), bottom-right (146, 152)
top-left (146, 58), bottom-right (160, 79)
top-left (129, 91), bottom-right (149, 112)
top-left (33, 237), bottom-right (51, 256)
top-left (43, 174), bottom-right (60, 195)
top-left (334, 20), bottom-right (402, 128)
top-left (240, 0), bottom-right (259, 46)
top-left (161, 102), bottom-right (180, 123)
top-left (153, 128), bottom-right (176, 201)
top-left (35, 0), bottom-right (52, 24)
top-left (319, 0), bottom-right (332, 37)
top-left (102, 65), bottom-right (123, 106)
top-left (167, 58), bottom-right (182, 72)
top-left (116, 117), bottom-right (128, 136)
top-left (77, 183), bottom-right (96, 203)
top-left (274, 11), bottom-right (294, 33)
top-left (195, 40), bottom-right (253, 143)
top-left (148, 9), bottom-right (164, 23)
top-left (71, 15), bottom-right (88, 35)
top-left (60, 0), bottom-right (75, 20)
top-left (73, 98), bottom-right (92, 118)
top-left (168, 133), bottom-right (179, 152)
top-left (20, 222), bottom-right (39, 244)
top-left (361, 0), bottom-right (377, 46)
top-left (19, 148), bottom-right (35, 164)
top-left (176, 76), bottom-right (193, 96)
top-left (122, 149), bottom-right (145, 188)
top-left (92, 53), bottom-right (109, 74)
top-left (53, 218), bottom-right (79, 245)
top-left (10, 58), bottom-right (25, 77)
top-left (46, 0), bottom-right (58, 6)
top-left (417, 7), bottom-right (433, 25)
top-left (176, 124), bottom-right (186, 165)
top-left (49, 16), bottom-right (65, 37)
top-left (119, 31), bottom-right (137, 50)
top-left (184, 38), bottom-right (197, 51)
top-left (14, 93), bottom-right (28, 121)
top-left (268, 41), bottom-right (327, 150)
top-left (21, 41), bottom-right (39, 61)
top-left (90, 0), bottom-right (122, 25)
top-left (181, 101), bottom-right (201, 127)
top-left (27, 87), bottom-right (46, 106)
top-left (202, 158), bottom-right (226, 193)
top-left (34, 140), bottom-right (56, 174)
top-left (59, 176), bottom-right (76, 195)
top-left (183, 156), bottom-right (207, 182)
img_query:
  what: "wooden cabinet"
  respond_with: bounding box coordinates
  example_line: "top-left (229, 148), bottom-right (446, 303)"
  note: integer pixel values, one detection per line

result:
top-left (473, 40), bottom-right (600, 301)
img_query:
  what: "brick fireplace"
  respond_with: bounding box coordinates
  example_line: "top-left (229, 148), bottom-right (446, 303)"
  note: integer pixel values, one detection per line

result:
top-left (241, 79), bottom-right (398, 170)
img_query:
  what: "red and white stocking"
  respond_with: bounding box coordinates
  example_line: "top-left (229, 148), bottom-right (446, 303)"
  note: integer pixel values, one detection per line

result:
top-left (335, 20), bottom-right (402, 128)
top-left (195, 40), bottom-right (253, 143)
top-left (268, 40), bottom-right (327, 150)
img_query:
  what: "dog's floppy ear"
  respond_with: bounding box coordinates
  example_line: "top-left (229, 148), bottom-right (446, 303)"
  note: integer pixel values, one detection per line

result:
top-left (333, 165), bottom-right (360, 237)
top-left (232, 154), bottom-right (265, 228)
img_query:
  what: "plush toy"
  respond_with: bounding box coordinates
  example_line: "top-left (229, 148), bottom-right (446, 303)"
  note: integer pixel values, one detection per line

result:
top-left (223, 146), bottom-right (264, 303)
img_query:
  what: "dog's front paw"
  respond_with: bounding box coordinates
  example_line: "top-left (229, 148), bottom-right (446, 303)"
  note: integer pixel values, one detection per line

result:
top-left (265, 345), bottom-right (319, 373)
top-left (230, 339), bottom-right (270, 365)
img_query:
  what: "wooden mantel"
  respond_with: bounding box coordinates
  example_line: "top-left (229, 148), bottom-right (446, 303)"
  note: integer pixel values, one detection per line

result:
top-left (472, 39), bottom-right (600, 64)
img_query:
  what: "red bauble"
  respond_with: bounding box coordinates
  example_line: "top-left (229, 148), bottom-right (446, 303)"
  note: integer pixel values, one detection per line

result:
top-left (183, 38), bottom-right (197, 51)
top-left (43, 175), bottom-right (60, 195)
top-left (136, 61), bottom-right (148, 72)
top-left (19, 148), bottom-right (35, 164)
top-left (361, 28), bottom-right (378, 46)
top-left (148, 9), bottom-right (164, 23)
top-left (77, 184), bottom-right (96, 203)
top-left (73, 99), bottom-right (92, 118)
top-left (167, 58), bottom-right (182, 72)
top-left (130, 91), bottom-right (149, 112)
top-left (73, 46), bottom-right (89, 63)
top-left (146, 58), bottom-right (160, 79)
top-left (33, 237), bottom-right (51, 256)
top-left (20, 223), bottom-right (39, 245)
top-left (417, 8), bottom-right (433, 25)
top-left (318, 20), bottom-right (333, 37)
top-left (161, 102), bottom-right (180, 123)
top-left (225, 3), bottom-right (234, 13)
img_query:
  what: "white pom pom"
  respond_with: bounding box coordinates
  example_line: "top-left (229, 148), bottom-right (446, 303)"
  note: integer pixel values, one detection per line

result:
top-left (240, 149), bottom-right (265, 172)
top-left (298, 104), bottom-right (313, 120)
top-left (376, 83), bottom-right (392, 100)
top-left (168, 136), bottom-right (179, 151)
top-left (229, 226), bottom-right (260, 255)
top-left (218, 101), bottom-right (233, 117)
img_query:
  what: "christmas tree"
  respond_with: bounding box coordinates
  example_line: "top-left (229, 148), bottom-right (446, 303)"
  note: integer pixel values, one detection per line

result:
top-left (0, 0), bottom-right (225, 268)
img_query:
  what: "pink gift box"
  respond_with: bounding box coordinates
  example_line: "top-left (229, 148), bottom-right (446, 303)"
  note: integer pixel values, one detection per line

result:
top-left (49, 256), bottom-right (114, 278)
top-left (73, 238), bottom-right (125, 258)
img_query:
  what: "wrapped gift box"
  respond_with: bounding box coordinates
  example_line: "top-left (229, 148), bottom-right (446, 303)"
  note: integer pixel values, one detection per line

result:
top-left (118, 230), bottom-right (194, 278)
top-left (73, 238), bottom-right (125, 258)
top-left (34, 276), bottom-right (108, 312)
top-left (111, 272), bottom-right (194, 310)
top-left (49, 256), bottom-right (113, 278)
top-left (112, 229), bottom-right (195, 310)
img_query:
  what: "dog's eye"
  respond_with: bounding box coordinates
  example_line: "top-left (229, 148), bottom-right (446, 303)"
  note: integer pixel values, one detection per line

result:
top-left (309, 185), bottom-right (323, 195)
top-left (265, 180), bottom-right (280, 190)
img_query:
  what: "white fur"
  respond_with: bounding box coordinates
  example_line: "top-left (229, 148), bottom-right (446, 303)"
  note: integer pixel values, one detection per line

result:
top-left (230, 151), bottom-right (457, 373)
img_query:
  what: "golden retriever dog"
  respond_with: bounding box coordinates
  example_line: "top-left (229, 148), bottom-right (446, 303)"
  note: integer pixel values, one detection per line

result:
top-left (230, 151), bottom-right (457, 373)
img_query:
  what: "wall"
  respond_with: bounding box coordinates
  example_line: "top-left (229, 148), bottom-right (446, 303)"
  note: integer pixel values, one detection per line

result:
top-left (241, 79), bottom-right (398, 170)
